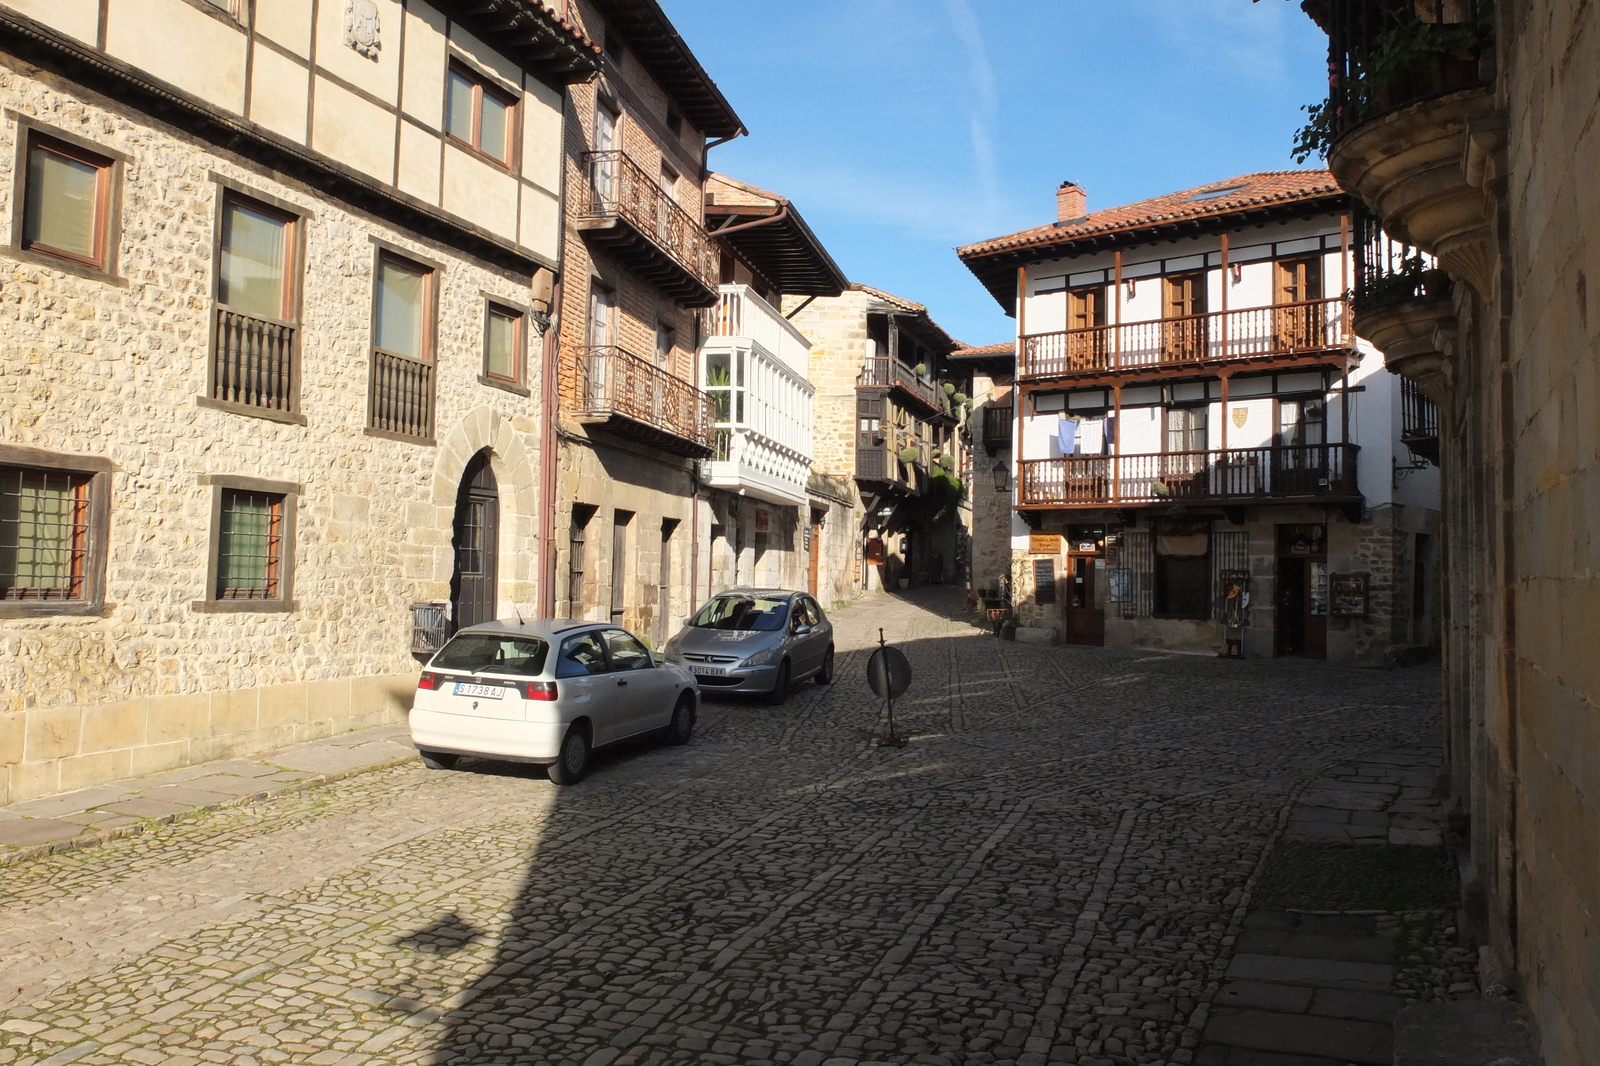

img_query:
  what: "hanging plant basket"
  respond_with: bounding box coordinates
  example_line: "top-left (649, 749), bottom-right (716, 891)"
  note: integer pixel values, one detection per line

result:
top-left (898, 446), bottom-right (921, 465)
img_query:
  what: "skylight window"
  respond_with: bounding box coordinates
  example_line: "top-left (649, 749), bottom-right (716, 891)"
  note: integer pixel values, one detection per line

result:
top-left (1184, 185), bottom-right (1246, 202)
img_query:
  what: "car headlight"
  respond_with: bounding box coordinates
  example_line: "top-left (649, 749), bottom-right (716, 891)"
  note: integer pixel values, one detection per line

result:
top-left (740, 648), bottom-right (777, 668)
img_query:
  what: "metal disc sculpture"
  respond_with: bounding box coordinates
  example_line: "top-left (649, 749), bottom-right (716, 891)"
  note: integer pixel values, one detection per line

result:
top-left (866, 628), bottom-right (912, 747)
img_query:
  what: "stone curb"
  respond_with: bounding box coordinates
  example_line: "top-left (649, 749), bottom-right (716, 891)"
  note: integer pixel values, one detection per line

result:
top-left (0, 753), bottom-right (416, 869)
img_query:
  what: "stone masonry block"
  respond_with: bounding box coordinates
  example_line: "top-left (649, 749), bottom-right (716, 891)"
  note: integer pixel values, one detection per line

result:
top-left (258, 682), bottom-right (309, 730)
top-left (80, 700), bottom-right (148, 755)
top-left (146, 694), bottom-right (211, 745)
top-left (209, 688), bottom-right (259, 737)
top-left (25, 705), bottom-right (82, 762)
top-left (57, 748), bottom-right (133, 794)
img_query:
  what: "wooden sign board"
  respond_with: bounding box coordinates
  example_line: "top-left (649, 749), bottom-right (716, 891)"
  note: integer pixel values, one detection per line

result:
top-left (1029, 533), bottom-right (1063, 555)
top-left (1330, 572), bottom-right (1369, 617)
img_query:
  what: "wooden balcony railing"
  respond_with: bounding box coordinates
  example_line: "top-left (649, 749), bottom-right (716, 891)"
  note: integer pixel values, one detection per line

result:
top-left (576, 345), bottom-right (716, 455)
top-left (1020, 298), bottom-right (1352, 381)
top-left (368, 349), bottom-right (434, 440)
top-left (1400, 378), bottom-right (1439, 443)
top-left (580, 150), bottom-right (719, 294)
top-left (212, 308), bottom-right (296, 413)
top-left (858, 357), bottom-right (941, 412)
top-left (983, 404), bottom-right (1014, 448)
top-left (1019, 444), bottom-right (1359, 507)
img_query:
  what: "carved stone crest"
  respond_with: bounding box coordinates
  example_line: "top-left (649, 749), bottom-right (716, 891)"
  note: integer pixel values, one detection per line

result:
top-left (343, 0), bottom-right (381, 60)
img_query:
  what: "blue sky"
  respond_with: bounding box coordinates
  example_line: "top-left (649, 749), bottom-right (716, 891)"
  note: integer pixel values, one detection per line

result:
top-left (666, 0), bottom-right (1330, 348)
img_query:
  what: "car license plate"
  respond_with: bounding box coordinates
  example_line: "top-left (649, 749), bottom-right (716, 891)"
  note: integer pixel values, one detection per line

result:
top-left (693, 667), bottom-right (727, 678)
top-left (454, 682), bottom-right (506, 699)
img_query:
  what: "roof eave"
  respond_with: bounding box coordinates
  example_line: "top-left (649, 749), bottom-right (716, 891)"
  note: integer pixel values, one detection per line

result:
top-left (593, 0), bottom-right (745, 139)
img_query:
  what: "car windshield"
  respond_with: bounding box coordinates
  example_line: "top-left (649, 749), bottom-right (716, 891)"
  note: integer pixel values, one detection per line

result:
top-left (690, 595), bottom-right (789, 632)
top-left (431, 634), bottom-right (549, 676)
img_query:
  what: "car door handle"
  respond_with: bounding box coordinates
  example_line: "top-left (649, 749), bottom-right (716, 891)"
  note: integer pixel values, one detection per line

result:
top-left (616, 679), bottom-right (628, 687)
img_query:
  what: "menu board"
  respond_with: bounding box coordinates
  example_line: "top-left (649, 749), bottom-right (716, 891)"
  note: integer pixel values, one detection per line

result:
top-left (1330, 572), bottom-right (1369, 617)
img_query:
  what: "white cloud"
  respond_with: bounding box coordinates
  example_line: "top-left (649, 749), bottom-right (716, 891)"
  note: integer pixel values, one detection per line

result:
top-left (1147, 0), bottom-right (1296, 83)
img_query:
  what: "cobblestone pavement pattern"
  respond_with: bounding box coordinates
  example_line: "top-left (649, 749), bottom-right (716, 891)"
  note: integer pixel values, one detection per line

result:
top-left (0, 590), bottom-right (1438, 1066)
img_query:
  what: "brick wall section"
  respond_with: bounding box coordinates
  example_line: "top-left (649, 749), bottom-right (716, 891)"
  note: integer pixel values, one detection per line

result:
top-left (0, 60), bottom-right (550, 804)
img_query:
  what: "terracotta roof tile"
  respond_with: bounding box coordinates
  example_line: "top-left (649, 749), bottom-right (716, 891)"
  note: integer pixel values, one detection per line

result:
top-left (957, 170), bottom-right (1342, 261)
top-left (950, 342), bottom-right (1014, 358)
top-left (849, 284), bottom-right (962, 352)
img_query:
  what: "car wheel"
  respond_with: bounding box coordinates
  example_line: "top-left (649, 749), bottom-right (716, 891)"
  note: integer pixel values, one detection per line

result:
top-left (815, 646), bottom-right (835, 685)
top-left (766, 660), bottom-right (791, 706)
top-left (546, 726), bottom-right (590, 786)
top-left (667, 694), bottom-right (695, 745)
top-left (419, 750), bottom-right (458, 770)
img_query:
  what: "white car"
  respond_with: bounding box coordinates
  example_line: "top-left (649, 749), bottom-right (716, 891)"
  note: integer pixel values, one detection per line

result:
top-left (410, 619), bottom-right (699, 785)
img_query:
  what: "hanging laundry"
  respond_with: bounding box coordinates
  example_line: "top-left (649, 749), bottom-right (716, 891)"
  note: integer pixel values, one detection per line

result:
top-left (1057, 418), bottom-right (1079, 456)
top-left (1080, 419), bottom-right (1105, 455)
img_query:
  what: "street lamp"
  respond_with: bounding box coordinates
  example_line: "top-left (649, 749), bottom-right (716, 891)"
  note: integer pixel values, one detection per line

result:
top-left (992, 461), bottom-right (1009, 493)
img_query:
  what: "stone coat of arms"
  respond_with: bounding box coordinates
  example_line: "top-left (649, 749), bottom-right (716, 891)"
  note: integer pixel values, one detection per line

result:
top-left (343, 0), bottom-right (381, 60)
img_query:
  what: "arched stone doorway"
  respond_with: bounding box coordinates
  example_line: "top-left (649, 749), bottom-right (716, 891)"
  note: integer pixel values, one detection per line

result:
top-left (450, 451), bottom-right (500, 632)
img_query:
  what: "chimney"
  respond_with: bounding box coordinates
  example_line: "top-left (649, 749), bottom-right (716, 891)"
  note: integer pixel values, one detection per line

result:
top-left (1057, 181), bottom-right (1087, 223)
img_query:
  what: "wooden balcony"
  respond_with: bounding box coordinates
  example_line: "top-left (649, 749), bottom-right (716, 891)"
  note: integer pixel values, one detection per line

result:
top-left (858, 357), bottom-right (942, 415)
top-left (574, 345), bottom-right (716, 459)
top-left (211, 308), bottom-right (298, 417)
top-left (855, 440), bottom-right (926, 492)
top-left (1019, 298), bottom-right (1354, 383)
top-left (368, 349), bottom-right (434, 441)
top-left (576, 150), bottom-right (719, 307)
top-left (1400, 378), bottom-right (1440, 464)
top-left (982, 403), bottom-right (1013, 453)
top-left (1018, 444), bottom-right (1360, 509)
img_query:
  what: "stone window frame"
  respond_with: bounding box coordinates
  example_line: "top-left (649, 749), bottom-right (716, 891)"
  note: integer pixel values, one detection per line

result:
top-left (443, 57), bottom-right (521, 173)
top-left (199, 175), bottom-right (313, 426)
top-left (364, 238), bottom-right (443, 446)
top-left (5, 113), bottom-right (129, 287)
top-left (478, 293), bottom-right (531, 397)
top-left (192, 474), bottom-right (301, 614)
top-left (0, 444), bottom-right (114, 619)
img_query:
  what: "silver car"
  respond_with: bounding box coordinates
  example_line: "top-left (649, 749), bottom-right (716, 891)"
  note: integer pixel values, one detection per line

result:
top-left (661, 589), bottom-right (834, 704)
top-left (410, 619), bottom-right (699, 785)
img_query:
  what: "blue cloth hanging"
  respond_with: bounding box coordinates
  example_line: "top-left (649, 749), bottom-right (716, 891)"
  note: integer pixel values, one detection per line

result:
top-left (1057, 418), bottom-right (1079, 456)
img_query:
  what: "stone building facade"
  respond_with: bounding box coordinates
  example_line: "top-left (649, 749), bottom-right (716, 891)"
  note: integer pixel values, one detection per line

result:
top-left (786, 285), bottom-right (969, 600)
top-left (0, 0), bottom-right (594, 804)
top-left (1300, 0), bottom-right (1600, 1057)
top-left (958, 174), bottom-right (1440, 662)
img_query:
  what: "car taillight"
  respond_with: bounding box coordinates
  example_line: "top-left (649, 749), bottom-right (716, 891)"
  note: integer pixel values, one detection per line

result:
top-left (526, 681), bottom-right (558, 701)
top-left (417, 672), bottom-right (439, 690)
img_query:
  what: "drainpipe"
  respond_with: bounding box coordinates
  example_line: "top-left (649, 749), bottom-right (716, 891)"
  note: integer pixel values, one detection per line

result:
top-left (539, 278), bottom-right (563, 619)
top-left (709, 204), bottom-right (790, 238)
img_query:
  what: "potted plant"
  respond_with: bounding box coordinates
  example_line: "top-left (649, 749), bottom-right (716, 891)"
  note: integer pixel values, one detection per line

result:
top-left (898, 445), bottom-right (921, 465)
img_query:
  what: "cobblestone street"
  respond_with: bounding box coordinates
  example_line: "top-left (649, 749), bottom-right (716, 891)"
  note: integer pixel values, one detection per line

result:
top-left (0, 591), bottom-right (1441, 1066)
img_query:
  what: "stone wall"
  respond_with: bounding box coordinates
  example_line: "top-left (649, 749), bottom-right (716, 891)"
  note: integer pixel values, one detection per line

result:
top-left (1492, 2), bottom-right (1600, 1058)
top-left (0, 60), bottom-right (553, 804)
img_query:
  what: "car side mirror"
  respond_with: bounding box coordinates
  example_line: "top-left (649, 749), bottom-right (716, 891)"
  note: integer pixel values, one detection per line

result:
top-left (793, 624), bottom-right (813, 636)
top-left (681, 617), bottom-right (692, 628)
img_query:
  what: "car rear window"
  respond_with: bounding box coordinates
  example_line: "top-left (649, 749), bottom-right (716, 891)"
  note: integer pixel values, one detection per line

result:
top-left (431, 634), bottom-right (549, 676)
top-left (690, 595), bottom-right (788, 632)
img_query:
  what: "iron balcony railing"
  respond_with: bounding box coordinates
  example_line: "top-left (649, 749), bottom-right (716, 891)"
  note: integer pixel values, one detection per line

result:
top-left (580, 149), bottom-right (719, 292)
top-left (1400, 378), bottom-right (1440, 442)
top-left (1019, 444), bottom-right (1359, 507)
top-left (1353, 209), bottom-right (1453, 311)
top-left (212, 307), bottom-right (296, 413)
top-left (983, 403), bottom-right (1014, 448)
top-left (368, 348), bottom-right (434, 439)
top-left (858, 357), bottom-right (942, 412)
top-left (1020, 298), bottom-right (1353, 381)
top-left (577, 345), bottom-right (716, 452)
top-left (1314, 0), bottom-right (1494, 142)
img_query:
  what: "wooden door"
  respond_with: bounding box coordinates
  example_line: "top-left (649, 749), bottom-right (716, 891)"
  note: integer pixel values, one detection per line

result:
top-left (1067, 285), bottom-right (1107, 371)
top-left (1274, 256), bottom-right (1325, 350)
top-left (1162, 272), bottom-right (1208, 361)
top-left (655, 521), bottom-right (673, 646)
top-left (610, 511), bottom-right (632, 625)
top-left (1062, 555), bottom-right (1105, 646)
top-left (808, 510), bottom-right (822, 596)
top-left (450, 453), bottom-right (499, 632)
top-left (1274, 556), bottom-right (1328, 658)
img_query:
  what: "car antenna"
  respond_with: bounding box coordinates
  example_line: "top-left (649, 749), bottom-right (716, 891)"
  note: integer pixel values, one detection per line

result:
top-left (515, 604), bottom-right (526, 625)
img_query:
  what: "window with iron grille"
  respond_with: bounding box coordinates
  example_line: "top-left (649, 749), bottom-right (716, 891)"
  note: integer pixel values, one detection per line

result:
top-left (569, 504), bottom-right (596, 619)
top-left (1212, 530), bottom-right (1250, 622)
top-left (216, 489), bottom-right (284, 600)
top-left (1120, 530), bottom-right (1154, 619)
top-left (1, 465), bottom-right (91, 601)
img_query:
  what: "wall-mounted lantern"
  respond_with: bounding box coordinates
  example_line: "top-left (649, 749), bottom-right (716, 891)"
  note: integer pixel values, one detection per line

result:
top-left (992, 461), bottom-right (1010, 493)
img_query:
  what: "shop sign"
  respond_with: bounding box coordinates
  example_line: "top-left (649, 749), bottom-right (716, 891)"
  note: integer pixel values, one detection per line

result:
top-left (1029, 533), bottom-right (1063, 555)
top-left (1330, 573), bottom-right (1370, 617)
